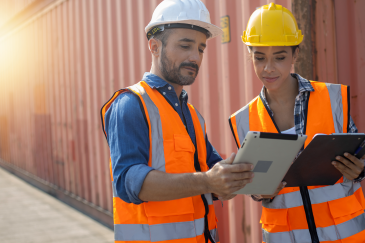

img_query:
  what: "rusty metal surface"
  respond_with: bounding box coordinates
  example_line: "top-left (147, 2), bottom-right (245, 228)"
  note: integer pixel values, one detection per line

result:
top-left (1, 0), bottom-right (365, 242)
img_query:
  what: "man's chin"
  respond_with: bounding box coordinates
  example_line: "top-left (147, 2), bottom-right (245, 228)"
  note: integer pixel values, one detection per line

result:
top-left (181, 77), bottom-right (196, 86)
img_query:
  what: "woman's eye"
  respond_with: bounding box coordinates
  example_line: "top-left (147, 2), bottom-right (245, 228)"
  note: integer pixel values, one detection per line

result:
top-left (255, 56), bottom-right (265, 61)
top-left (181, 45), bottom-right (189, 49)
top-left (199, 49), bottom-right (204, 54)
top-left (277, 57), bottom-right (285, 61)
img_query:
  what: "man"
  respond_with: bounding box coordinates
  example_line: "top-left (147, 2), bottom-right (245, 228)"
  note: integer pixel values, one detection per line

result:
top-left (100, 1), bottom-right (254, 242)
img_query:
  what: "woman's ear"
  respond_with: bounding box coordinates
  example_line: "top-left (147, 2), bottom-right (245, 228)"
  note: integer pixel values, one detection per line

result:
top-left (149, 38), bottom-right (160, 57)
top-left (292, 47), bottom-right (299, 64)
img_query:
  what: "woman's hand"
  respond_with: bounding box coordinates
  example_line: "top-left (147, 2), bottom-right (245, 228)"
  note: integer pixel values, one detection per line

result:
top-left (253, 181), bottom-right (286, 200)
top-left (333, 153), bottom-right (365, 180)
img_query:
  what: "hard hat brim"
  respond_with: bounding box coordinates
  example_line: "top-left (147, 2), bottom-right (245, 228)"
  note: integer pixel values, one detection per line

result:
top-left (145, 20), bottom-right (223, 40)
top-left (243, 41), bottom-right (303, 46)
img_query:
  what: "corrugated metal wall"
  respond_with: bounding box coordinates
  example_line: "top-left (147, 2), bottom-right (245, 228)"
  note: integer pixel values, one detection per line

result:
top-left (0, 0), bottom-right (364, 242)
top-left (0, 0), bottom-right (37, 27)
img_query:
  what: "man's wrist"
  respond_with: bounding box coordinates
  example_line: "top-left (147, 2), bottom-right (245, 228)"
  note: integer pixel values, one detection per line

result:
top-left (194, 171), bottom-right (211, 194)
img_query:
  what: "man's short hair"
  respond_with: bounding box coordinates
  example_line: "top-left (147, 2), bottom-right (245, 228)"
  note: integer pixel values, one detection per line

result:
top-left (151, 28), bottom-right (210, 47)
top-left (151, 29), bottom-right (173, 47)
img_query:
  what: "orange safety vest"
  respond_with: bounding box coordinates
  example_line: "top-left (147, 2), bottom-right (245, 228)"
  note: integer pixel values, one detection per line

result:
top-left (229, 81), bottom-right (365, 243)
top-left (101, 81), bottom-right (219, 243)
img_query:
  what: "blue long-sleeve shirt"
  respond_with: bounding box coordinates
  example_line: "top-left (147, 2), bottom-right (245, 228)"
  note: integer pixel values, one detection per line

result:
top-left (104, 72), bottom-right (222, 204)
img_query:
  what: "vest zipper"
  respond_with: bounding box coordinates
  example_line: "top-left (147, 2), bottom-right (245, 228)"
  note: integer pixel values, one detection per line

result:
top-left (299, 186), bottom-right (319, 243)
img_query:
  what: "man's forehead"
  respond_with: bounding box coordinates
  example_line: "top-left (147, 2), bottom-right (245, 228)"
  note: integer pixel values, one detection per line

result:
top-left (169, 28), bottom-right (207, 44)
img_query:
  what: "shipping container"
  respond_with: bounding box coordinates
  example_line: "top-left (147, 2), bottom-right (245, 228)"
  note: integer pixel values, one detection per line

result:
top-left (0, 0), bottom-right (364, 242)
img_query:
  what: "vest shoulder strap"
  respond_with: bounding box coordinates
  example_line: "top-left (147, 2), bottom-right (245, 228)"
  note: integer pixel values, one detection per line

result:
top-left (100, 82), bottom-right (149, 139)
top-left (310, 81), bottom-right (350, 133)
top-left (229, 96), bottom-right (259, 147)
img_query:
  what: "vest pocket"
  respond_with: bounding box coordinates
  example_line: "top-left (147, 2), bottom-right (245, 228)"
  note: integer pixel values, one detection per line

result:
top-left (163, 134), bottom-right (196, 173)
top-left (260, 208), bottom-right (289, 233)
top-left (328, 194), bottom-right (363, 225)
top-left (144, 196), bottom-right (195, 217)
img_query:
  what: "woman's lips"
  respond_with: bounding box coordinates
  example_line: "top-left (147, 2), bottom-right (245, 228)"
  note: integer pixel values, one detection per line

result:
top-left (263, 77), bottom-right (279, 83)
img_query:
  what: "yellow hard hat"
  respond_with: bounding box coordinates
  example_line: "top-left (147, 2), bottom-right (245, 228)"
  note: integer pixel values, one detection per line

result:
top-left (242, 3), bottom-right (303, 46)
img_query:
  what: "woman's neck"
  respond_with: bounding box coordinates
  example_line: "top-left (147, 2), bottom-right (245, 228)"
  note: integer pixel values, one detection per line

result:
top-left (265, 74), bottom-right (298, 106)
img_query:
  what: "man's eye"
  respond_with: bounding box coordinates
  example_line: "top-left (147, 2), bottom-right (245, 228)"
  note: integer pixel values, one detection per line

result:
top-left (199, 49), bottom-right (204, 54)
top-left (181, 45), bottom-right (189, 49)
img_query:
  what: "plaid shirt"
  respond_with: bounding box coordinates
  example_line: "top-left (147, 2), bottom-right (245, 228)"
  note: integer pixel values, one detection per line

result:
top-left (252, 73), bottom-right (364, 201)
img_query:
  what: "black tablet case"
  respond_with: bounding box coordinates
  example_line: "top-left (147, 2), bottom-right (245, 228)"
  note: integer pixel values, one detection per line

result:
top-left (284, 134), bottom-right (365, 187)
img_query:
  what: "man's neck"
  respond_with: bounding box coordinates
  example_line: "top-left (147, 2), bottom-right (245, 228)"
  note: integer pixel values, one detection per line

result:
top-left (150, 67), bottom-right (183, 99)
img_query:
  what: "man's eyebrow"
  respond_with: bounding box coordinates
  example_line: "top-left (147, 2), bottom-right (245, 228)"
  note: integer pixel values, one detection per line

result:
top-left (179, 38), bottom-right (195, 43)
top-left (178, 38), bottom-right (206, 48)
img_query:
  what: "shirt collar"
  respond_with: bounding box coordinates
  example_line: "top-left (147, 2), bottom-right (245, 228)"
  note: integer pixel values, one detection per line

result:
top-left (142, 72), bottom-right (170, 89)
top-left (141, 72), bottom-right (189, 102)
top-left (260, 73), bottom-right (314, 99)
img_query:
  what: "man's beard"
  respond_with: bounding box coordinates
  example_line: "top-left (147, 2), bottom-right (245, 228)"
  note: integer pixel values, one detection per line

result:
top-left (159, 48), bottom-right (199, 86)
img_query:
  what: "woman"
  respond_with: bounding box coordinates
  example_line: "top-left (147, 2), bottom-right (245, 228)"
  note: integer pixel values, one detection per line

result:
top-left (229, 3), bottom-right (365, 243)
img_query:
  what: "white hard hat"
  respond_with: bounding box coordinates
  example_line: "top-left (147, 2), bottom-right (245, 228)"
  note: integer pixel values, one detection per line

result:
top-left (145, 0), bottom-right (223, 40)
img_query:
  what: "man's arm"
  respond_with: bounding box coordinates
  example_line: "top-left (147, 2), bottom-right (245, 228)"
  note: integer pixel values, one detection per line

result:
top-left (105, 92), bottom-right (154, 204)
top-left (139, 153), bottom-right (254, 202)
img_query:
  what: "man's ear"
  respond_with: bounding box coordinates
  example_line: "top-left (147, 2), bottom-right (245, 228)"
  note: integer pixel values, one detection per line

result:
top-left (149, 38), bottom-right (160, 57)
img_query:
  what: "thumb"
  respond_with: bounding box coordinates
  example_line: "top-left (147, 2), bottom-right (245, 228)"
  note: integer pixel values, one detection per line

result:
top-left (222, 153), bottom-right (236, 165)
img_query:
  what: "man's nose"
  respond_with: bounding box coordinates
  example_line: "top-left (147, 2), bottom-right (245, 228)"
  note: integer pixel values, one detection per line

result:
top-left (188, 49), bottom-right (201, 64)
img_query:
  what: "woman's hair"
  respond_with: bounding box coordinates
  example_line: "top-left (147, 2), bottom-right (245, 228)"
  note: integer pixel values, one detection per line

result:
top-left (248, 45), bottom-right (299, 55)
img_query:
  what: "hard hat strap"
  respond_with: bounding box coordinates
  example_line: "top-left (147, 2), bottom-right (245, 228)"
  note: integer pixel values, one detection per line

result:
top-left (147, 23), bottom-right (211, 40)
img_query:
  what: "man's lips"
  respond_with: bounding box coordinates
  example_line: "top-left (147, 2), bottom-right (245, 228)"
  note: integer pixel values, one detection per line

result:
top-left (183, 66), bottom-right (197, 72)
top-left (263, 76), bottom-right (279, 83)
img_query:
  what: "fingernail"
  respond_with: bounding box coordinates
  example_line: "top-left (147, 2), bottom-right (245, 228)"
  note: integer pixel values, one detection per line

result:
top-left (332, 161), bottom-right (336, 165)
top-left (336, 156), bottom-right (341, 160)
top-left (283, 182), bottom-right (287, 185)
top-left (250, 165), bottom-right (254, 170)
top-left (344, 153), bottom-right (349, 156)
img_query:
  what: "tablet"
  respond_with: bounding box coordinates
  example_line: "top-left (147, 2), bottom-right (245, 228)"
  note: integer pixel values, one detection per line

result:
top-left (284, 133), bottom-right (365, 187)
top-left (232, 131), bottom-right (307, 195)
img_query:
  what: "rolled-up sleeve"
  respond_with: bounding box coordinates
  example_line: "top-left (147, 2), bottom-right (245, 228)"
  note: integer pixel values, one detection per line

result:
top-left (105, 92), bottom-right (154, 204)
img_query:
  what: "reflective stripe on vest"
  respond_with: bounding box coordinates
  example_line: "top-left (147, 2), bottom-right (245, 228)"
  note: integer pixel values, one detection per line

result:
top-left (128, 83), bottom-right (166, 171)
top-left (264, 182), bottom-right (362, 209)
top-left (102, 81), bottom-right (219, 243)
top-left (263, 212), bottom-right (365, 243)
top-left (229, 81), bottom-right (365, 242)
top-left (114, 219), bottom-right (219, 242)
